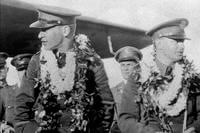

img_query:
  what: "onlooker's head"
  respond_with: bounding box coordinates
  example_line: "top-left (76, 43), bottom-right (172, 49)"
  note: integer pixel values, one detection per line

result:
top-left (115, 46), bottom-right (142, 80)
top-left (11, 53), bottom-right (32, 82)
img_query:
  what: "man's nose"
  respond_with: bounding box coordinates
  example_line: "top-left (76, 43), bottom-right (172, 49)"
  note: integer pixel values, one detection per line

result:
top-left (178, 42), bottom-right (185, 49)
top-left (123, 66), bottom-right (129, 71)
top-left (38, 31), bottom-right (45, 39)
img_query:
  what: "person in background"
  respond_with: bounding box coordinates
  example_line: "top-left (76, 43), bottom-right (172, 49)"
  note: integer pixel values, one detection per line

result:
top-left (14, 4), bottom-right (114, 133)
top-left (0, 52), bottom-right (15, 133)
top-left (110, 46), bottom-right (142, 133)
top-left (11, 53), bottom-right (33, 87)
top-left (118, 18), bottom-right (200, 133)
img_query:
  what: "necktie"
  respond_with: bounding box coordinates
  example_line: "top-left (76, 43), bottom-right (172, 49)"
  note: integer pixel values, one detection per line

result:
top-left (165, 66), bottom-right (173, 76)
top-left (57, 53), bottom-right (66, 68)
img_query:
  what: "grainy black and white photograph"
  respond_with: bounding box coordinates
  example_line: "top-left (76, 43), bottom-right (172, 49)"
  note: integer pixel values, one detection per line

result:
top-left (0, 0), bottom-right (200, 133)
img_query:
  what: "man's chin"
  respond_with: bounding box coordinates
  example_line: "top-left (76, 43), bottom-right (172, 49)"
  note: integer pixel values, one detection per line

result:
top-left (42, 45), bottom-right (59, 51)
top-left (123, 76), bottom-right (129, 81)
top-left (174, 56), bottom-right (183, 62)
top-left (42, 46), bottom-right (52, 51)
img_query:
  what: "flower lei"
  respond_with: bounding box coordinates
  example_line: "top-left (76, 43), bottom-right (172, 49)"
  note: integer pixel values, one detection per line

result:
top-left (137, 55), bottom-right (200, 132)
top-left (40, 46), bottom-right (76, 94)
top-left (34, 34), bottom-right (99, 132)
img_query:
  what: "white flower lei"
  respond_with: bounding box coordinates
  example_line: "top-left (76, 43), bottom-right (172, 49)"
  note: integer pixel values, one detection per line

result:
top-left (139, 54), bottom-right (187, 116)
top-left (35, 34), bottom-right (100, 132)
top-left (40, 46), bottom-right (76, 95)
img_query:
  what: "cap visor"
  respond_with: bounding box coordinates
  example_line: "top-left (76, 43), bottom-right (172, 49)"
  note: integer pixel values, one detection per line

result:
top-left (119, 57), bottom-right (139, 63)
top-left (29, 21), bottom-right (55, 29)
top-left (165, 35), bottom-right (191, 40)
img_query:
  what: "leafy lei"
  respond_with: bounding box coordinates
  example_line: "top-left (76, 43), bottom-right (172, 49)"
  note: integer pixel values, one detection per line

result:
top-left (136, 56), bottom-right (200, 133)
top-left (33, 34), bottom-right (100, 132)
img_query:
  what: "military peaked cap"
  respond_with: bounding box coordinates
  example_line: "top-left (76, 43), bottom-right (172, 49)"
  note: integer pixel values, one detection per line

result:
top-left (114, 46), bottom-right (143, 63)
top-left (146, 18), bottom-right (190, 40)
top-left (30, 4), bottom-right (81, 29)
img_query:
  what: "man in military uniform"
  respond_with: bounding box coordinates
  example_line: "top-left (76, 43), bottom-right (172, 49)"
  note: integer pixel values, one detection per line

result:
top-left (0, 52), bottom-right (15, 133)
top-left (119, 18), bottom-right (200, 133)
top-left (11, 53), bottom-right (33, 87)
top-left (14, 5), bottom-right (114, 133)
top-left (110, 46), bottom-right (142, 133)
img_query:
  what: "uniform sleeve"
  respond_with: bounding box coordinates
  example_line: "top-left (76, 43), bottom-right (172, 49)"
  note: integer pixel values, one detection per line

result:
top-left (14, 54), bottom-right (39, 128)
top-left (89, 56), bottom-right (114, 133)
top-left (189, 95), bottom-right (200, 132)
top-left (0, 93), bottom-right (5, 121)
top-left (92, 58), bottom-right (113, 101)
top-left (118, 78), bottom-right (157, 133)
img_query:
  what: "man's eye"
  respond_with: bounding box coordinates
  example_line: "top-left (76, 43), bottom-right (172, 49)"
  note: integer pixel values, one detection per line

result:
top-left (174, 39), bottom-right (184, 43)
top-left (40, 25), bottom-right (56, 32)
top-left (41, 27), bottom-right (50, 32)
top-left (41, 29), bottom-right (46, 32)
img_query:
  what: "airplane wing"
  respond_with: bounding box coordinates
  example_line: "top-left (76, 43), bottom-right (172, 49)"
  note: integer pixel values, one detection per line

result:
top-left (0, 0), bottom-right (152, 58)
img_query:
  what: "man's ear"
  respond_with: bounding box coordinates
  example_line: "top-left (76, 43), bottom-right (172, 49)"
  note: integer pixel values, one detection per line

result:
top-left (63, 25), bottom-right (71, 37)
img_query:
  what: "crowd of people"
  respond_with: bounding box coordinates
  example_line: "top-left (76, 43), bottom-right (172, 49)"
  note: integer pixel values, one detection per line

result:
top-left (0, 4), bottom-right (200, 133)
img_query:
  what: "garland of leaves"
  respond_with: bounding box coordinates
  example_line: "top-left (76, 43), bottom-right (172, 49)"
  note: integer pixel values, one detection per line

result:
top-left (33, 34), bottom-right (99, 132)
top-left (136, 56), bottom-right (200, 133)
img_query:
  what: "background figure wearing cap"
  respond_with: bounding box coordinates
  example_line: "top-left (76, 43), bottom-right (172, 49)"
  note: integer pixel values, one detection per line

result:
top-left (11, 53), bottom-right (33, 87)
top-left (118, 18), bottom-right (200, 133)
top-left (110, 46), bottom-right (142, 133)
top-left (14, 5), bottom-right (114, 133)
top-left (0, 52), bottom-right (15, 133)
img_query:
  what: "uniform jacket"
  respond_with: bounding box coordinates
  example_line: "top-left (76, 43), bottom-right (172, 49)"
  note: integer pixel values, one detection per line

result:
top-left (118, 62), bottom-right (200, 133)
top-left (111, 81), bottom-right (125, 118)
top-left (15, 52), bottom-right (114, 133)
top-left (0, 84), bottom-right (17, 126)
top-left (110, 81), bottom-right (125, 133)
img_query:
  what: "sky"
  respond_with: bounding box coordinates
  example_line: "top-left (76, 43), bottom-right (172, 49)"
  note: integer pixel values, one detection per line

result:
top-left (7, 0), bottom-right (200, 87)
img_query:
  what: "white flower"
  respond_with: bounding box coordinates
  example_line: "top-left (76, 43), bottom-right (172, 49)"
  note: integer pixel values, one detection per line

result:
top-left (35, 111), bottom-right (39, 115)
top-left (75, 34), bottom-right (90, 49)
top-left (75, 34), bottom-right (89, 44)
top-left (39, 110), bottom-right (46, 118)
